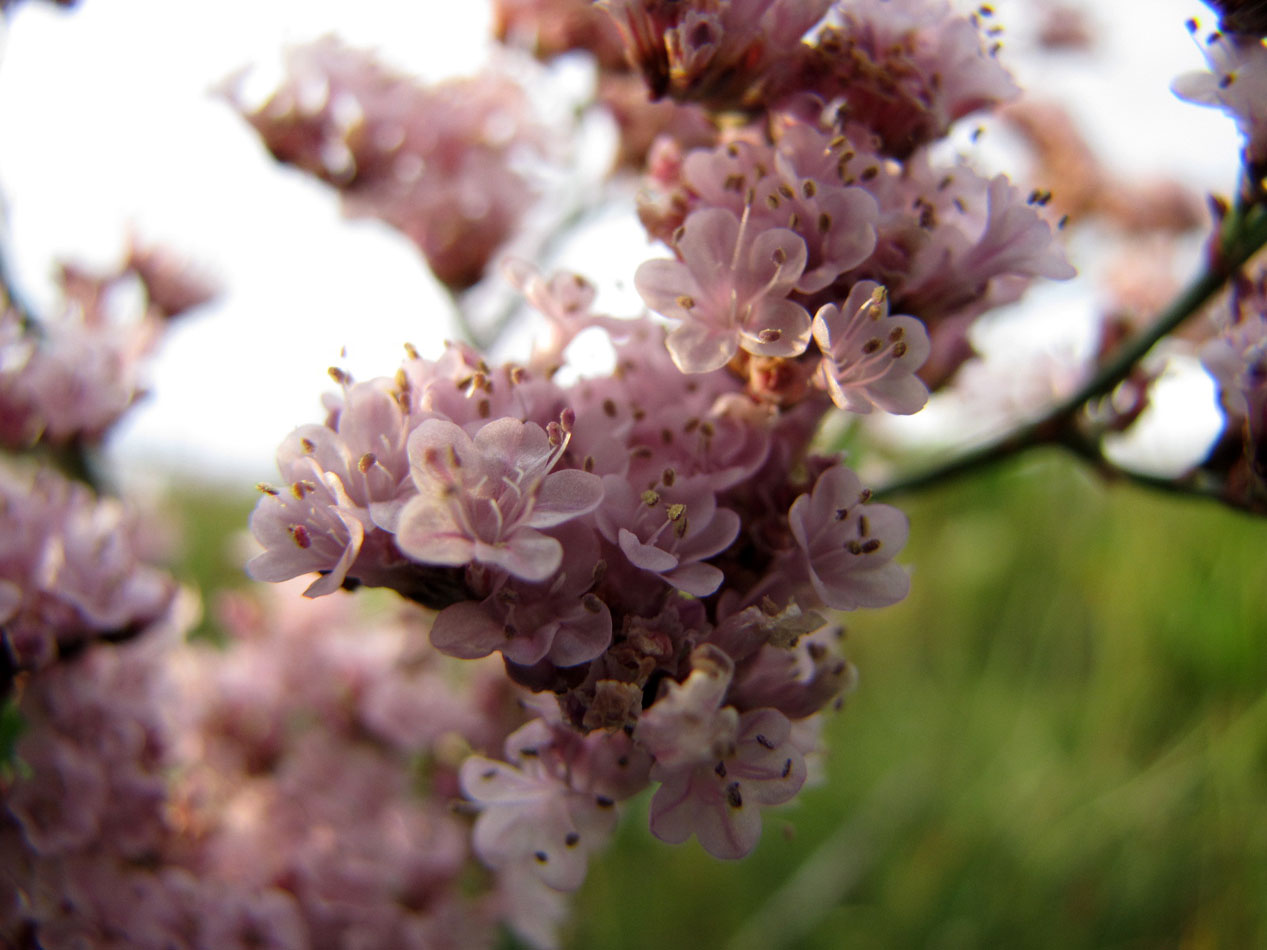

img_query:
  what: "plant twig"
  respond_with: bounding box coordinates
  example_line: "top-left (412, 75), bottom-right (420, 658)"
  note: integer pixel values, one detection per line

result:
top-left (876, 203), bottom-right (1267, 500)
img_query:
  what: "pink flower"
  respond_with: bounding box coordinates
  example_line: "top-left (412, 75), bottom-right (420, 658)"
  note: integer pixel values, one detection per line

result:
top-left (395, 415), bottom-right (603, 582)
top-left (634, 645), bottom-right (739, 771)
top-left (810, 0), bottom-right (1020, 157)
top-left (787, 464), bottom-right (910, 610)
top-left (812, 280), bottom-right (930, 414)
top-left (429, 523), bottom-right (612, 666)
top-left (459, 720), bottom-right (625, 891)
top-left (597, 0), bottom-right (832, 107)
top-left (596, 474), bottom-right (740, 597)
top-left (1174, 29), bottom-right (1267, 172)
top-left (635, 207), bottom-right (812, 373)
top-left (647, 706), bottom-right (806, 860)
top-left (246, 461), bottom-right (366, 597)
top-left (681, 138), bottom-right (880, 294)
top-left (229, 39), bottom-right (547, 290)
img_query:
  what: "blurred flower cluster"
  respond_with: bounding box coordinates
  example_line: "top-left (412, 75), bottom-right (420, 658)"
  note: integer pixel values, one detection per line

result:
top-left (5, 1), bottom-right (1267, 948)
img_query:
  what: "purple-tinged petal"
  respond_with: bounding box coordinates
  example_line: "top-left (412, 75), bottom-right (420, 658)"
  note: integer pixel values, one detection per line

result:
top-left (666, 320), bottom-right (738, 374)
top-left (663, 561), bottom-right (724, 597)
top-left (476, 529), bottom-right (562, 582)
top-left (429, 601), bottom-right (508, 660)
top-left (618, 528), bottom-right (680, 573)
top-left (527, 468), bottom-right (604, 528)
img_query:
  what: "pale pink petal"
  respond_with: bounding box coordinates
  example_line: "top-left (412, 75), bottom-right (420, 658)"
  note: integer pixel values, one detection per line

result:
top-left (526, 468), bottom-right (605, 528)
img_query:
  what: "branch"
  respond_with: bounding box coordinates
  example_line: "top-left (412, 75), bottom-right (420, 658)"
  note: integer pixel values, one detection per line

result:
top-left (876, 202), bottom-right (1267, 500)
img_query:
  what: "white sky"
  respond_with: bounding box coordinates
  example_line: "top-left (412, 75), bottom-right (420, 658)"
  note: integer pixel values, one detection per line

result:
top-left (0, 0), bottom-right (1240, 485)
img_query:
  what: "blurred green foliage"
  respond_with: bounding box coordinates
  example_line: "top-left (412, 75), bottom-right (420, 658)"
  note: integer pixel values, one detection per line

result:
top-left (569, 452), bottom-right (1267, 950)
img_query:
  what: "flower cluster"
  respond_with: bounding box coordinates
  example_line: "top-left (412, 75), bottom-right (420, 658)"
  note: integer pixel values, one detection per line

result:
top-left (227, 36), bottom-right (548, 290)
top-left (248, 279), bottom-right (909, 870)
top-left (0, 246), bottom-right (214, 451)
top-left (1, 583), bottom-right (570, 949)
top-left (235, 0), bottom-right (1083, 906)
top-left (0, 460), bottom-right (178, 685)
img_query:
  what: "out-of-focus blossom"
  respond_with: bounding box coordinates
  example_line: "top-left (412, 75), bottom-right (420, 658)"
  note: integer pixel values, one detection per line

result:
top-left (800, 0), bottom-right (1020, 157)
top-left (494, 0), bottom-right (629, 69)
top-left (0, 247), bottom-right (214, 451)
top-left (596, 0), bottom-right (833, 109)
top-left (1174, 28), bottom-right (1267, 179)
top-left (1199, 271), bottom-right (1267, 511)
top-left (0, 460), bottom-right (178, 680)
top-left (1002, 100), bottom-right (1204, 234)
top-left (228, 37), bottom-right (548, 289)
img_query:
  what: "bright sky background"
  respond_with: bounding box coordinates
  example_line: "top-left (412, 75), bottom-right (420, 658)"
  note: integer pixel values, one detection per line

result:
top-left (0, 0), bottom-right (1241, 486)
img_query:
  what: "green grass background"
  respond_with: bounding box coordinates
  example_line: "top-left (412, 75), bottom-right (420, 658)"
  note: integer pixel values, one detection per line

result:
top-left (183, 452), bottom-right (1267, 950)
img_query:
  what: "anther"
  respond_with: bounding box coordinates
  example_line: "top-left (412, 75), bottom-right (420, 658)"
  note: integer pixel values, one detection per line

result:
top-left (862, 338), bottom-right (883, 355)
top-left (666, 503), bottom-right (686, 522)
top-left (358, 453), bottom-right (376, 473)
top-left (288, 524), bottom-right (311, 549)
top-left (802, 179), bottom-right (817, 198)
top-left (726, 782), bottom-right (743, 808)
top-left (676, 294), bottom-right (696, 310)
top-left (642, 489), bottom-right (661, 507)
top-left (758, 328), bottom-right (782, 343)
top-left (861, 539), bottom-right (881, 553)
top-left (892, 341), bottom-right (908, 358)
top-left (257, 482), bottom-right (278, 495)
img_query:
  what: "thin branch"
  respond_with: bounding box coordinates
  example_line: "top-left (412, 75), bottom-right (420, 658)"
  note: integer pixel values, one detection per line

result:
top-left (876, 203), bottom-right (1267, 500)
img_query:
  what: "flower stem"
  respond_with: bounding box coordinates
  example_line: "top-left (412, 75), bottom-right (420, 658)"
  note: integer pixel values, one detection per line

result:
top-left (876, 202), bottom-right (1267, 500)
